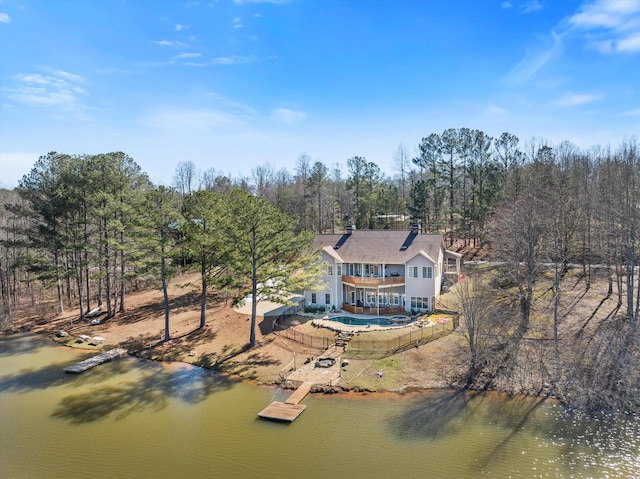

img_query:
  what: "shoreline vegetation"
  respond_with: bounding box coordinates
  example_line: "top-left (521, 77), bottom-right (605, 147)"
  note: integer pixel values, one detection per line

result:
top-left (1, 138), bottom-right (638, 413)
top-left (4, 264), bottom-right (636, 412)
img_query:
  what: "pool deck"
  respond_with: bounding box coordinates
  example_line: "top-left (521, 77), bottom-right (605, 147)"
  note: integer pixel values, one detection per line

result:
top-left (310, 314), bottom-right (418, 333)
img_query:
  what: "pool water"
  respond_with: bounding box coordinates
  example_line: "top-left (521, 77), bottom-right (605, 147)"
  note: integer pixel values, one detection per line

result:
top-left (328, 316), bottom-right (411, 326)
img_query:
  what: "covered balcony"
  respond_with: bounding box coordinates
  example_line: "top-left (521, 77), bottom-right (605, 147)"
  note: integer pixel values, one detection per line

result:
top-left (341, 274), bottom-right (405, 287)
top-left (342, 283), bottom-right (406, 316)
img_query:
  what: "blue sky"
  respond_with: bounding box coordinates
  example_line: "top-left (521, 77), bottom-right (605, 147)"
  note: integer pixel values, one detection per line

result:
top-left (1, 0), bottom-right (639, 189)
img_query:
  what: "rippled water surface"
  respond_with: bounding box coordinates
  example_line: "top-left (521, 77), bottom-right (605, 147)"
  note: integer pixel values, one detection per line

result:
top-left (1, 333), bottom-right (638, 478)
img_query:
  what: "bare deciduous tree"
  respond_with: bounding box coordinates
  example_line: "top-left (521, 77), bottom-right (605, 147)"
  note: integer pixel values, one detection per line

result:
top-left (454, 275), bottom-right (502, 385)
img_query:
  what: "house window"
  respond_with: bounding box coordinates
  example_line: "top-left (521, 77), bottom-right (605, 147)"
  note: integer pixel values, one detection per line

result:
top-left (325, 293), bottom-right (331, 305)
top-left (366, 292), bottom-right (376, 305)
top-left (410, 297), bottom-right (430, 311)
top-left (327, 265), bottom-right (333, 276)
top-left (311, 293), bottom-right (317, 304)
top-left (422, 266), bottom-right (432, 279)
top-left (408, 266), bottom-right (418, 278)
top-left (337, 265), bottom-right (342, 276)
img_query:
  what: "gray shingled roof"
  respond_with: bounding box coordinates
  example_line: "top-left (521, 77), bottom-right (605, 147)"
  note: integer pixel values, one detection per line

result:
top-left (313, 230), bottom-right (444, 264)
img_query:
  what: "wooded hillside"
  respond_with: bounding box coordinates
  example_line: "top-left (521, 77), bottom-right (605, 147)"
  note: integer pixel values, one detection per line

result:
top-left (1, 130), bottom-right (638, 412)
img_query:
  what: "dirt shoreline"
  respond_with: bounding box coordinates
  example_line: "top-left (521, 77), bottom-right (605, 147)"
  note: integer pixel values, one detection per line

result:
top-left (7, 266), bottom-right (617, 403)
top-left (5, 273), bottom-right (464, 395)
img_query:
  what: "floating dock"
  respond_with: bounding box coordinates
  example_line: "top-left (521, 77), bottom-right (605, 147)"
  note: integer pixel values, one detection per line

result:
top-left (63, 348), bottom-right (128, 373)
top-left (258, 381), bottom-right (314, 422)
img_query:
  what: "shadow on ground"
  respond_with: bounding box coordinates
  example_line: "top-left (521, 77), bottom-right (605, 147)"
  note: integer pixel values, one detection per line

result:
top-left (195, 343), bottom-right (281, 381)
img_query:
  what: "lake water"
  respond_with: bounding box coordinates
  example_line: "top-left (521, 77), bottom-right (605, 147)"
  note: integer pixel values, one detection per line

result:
top-left (1, 333), bottom-right (639, 478)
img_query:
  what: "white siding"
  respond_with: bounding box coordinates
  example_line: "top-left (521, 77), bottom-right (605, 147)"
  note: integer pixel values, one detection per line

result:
top-left (405, 254), bottom-right (436, 312)
top-left (434, 248), bottom-right (443, 303)
top-left (304, 251), bottom-right (342, 310)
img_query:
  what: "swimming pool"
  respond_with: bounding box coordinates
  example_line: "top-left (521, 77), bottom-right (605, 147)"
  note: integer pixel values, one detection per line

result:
top-left (327, 316), bottom-right (412, 326)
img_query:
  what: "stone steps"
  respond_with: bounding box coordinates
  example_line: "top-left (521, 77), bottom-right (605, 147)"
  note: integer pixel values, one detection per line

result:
top-left (335, 331), bottom-right (355, 348)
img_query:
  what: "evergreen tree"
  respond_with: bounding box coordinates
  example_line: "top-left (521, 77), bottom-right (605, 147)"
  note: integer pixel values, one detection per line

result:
top-left (182, 190), bottom-right (231, 328)
top-left (222, 190), bottom-right (324, 348)
top-left (140, 185), bottom-right (182, 341)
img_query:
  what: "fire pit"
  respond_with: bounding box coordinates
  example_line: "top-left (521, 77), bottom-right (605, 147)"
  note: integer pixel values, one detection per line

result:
top-left (315, 357), bottom-right (335, 368)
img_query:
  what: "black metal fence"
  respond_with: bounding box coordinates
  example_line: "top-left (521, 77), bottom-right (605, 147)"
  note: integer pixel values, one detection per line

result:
top-left (274, 328), bottom-right (333, 350)
top-left (274, 316), bottom-right (458, 358)
top-left (346, 320), bottom-right (456, 358)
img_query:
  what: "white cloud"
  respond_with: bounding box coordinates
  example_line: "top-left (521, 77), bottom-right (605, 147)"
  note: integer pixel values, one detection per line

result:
top-left (486, 104), bottom-right (507, 115)
top-left (502, 2), bottom-right (513, 8)
top-left (142, 105), bottom-right (257, 133)
top-left (144, 109), bottom-right (238, 130)
top-left (570, 0), bottom-right (640, 28)
top-left (49, 69), bottom-right (86, 83)
top-left (617, 31), bottom-right (640, 50)
top-left (553, 92), bottom-right (600, 106)
top-left (175, 24), bottom-right (185, 31)
top-left (142, 94), bottom-right (259, 133)
top-left (5, 71), bottom-right (88, 110)
top-left (182, 56), bottom-right (257, 67)
top-left (153, 40), bottom-right (173, 46)
top-left (176, 52), bottom-right (201, 59)
top-left (505, 30), bottom-right (563, 83)
top-left (233, 0), bottom-right (290, 4)
top-left (271, 108), bottom-right (306, 123)
top-left (508, 0), bottom-right (640, 86)
top-left (211, 55), bottom-right (256, 65)
top-left (521, 1), bottom-right (543, 13)
top-left (0, 12), bottom-right (10, 23)
top-left (233, 17), bottom-right (244, 28)
top-left (569, 0), bottom-right (640, 53)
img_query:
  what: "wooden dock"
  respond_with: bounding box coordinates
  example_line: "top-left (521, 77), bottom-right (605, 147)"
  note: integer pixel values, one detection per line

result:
top-left (63, 348), bottom-right (128, 373)
top-left (258, 381), bottom-right (314, 422)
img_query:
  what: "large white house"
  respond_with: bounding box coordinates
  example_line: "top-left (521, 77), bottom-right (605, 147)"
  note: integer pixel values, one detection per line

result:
top-left (305, 225), bottom-right (462, 315)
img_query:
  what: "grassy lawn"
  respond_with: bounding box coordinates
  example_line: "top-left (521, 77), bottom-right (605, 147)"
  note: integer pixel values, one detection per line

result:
top-left (339, 356), bottom-right (403, 391)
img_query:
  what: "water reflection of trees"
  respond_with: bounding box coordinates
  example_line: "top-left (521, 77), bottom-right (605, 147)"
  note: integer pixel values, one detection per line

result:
top-left (0, 333), bottom-right (45, 357)
top-left (0, 339), bottom-right (238, 424)
top-left (388, 390), bottom-right (473, 440)
top-left (51, 364), bottom-right (236, 424)
top-left (389, 390), bottom-right (640, 475)
top-left (388, 391), bottom-right (560, 441)
top-left (1, 334), bottom-right (277, 425)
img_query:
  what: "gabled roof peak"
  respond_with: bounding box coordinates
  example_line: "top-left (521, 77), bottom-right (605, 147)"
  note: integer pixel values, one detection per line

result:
top-left (314, 229), bottom-right (443, 264)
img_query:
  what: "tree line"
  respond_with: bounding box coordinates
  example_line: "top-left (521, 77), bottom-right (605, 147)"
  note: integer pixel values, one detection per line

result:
top-left (0, 152), bottom-right (321, 346)
top-left (451, 136), bottom-right (639, 412)
top-left (2, 131), bottom-right (638, 329)
top-left (0, 129), bottom-right (638, 410)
